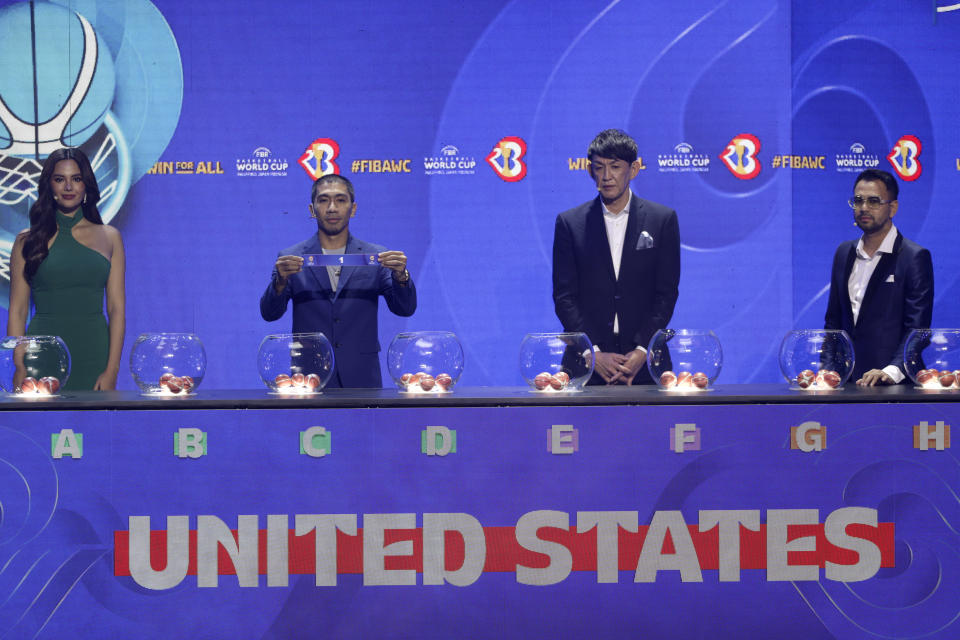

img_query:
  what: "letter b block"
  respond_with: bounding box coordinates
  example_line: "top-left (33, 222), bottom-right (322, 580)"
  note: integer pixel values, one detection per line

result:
top-left (174, 428), bottom-right (207, 458)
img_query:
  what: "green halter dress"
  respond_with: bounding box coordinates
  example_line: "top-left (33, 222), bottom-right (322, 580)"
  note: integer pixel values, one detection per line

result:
top-left (27, 211), bottom-right (111, 390)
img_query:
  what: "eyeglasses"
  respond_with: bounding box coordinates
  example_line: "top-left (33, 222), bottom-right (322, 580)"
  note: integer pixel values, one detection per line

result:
top-left (848, 196), bottom-right (894, 209)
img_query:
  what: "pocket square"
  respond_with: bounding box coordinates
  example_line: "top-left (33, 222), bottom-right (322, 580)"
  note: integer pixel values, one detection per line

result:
top-left (636, 231), bottom-right (654, 250)
top-left (885, 274), bottom-right (895, 283)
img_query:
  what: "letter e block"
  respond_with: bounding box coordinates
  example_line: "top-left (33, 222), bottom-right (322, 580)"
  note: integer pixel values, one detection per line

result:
top-left (548, 425), bottom-right (578, 454)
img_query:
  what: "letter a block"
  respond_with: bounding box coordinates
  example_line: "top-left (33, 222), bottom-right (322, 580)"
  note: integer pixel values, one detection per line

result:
top-left (51, 429), bottom-right (83, 459)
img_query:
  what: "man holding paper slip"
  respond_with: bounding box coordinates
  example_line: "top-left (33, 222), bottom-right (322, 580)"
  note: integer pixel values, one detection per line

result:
top-left (260, 174), bottom-right (416, 387)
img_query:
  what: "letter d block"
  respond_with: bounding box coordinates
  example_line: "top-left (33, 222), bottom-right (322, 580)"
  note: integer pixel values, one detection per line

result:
top-left (422, 426), bottom-right (456, 456)
top-left (174, 428), bottom-right (207, 458)
top-left (51, 429), bottom-right (83, 459)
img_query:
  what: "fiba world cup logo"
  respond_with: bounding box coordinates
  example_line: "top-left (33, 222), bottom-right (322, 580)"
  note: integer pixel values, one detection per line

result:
top-left (486, 136), bottom-right (527, 182)
top-left (298, 138), bottom-right (341, 179)
top-left (887, 135), bottom-right (922, 181)
top-left (718, 134), bottom-right (762, 180)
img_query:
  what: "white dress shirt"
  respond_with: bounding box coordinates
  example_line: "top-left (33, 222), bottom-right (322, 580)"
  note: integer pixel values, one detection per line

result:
top-left (848, 224), bottom-right (902, 382)
top-left (603, 192), bottom-right (629, 337)
top-left (598, 192), bottom-right (643, 353)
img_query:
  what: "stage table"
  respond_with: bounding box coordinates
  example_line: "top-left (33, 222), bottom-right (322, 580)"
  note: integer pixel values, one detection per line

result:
top-left (2, 383), bottom-right (957, 409)
top-left (0, 386), bottom-right (956, 639)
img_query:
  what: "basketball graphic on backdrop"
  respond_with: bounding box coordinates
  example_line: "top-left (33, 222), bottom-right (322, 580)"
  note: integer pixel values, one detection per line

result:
top-left (0, 0), bottom-right (185, 311)
top-left (0, 0), bottom-right (185, 322)
top-left (0, 1), bottom-right (116, 155)
top-left (0, 0), bottom-right (126, 224)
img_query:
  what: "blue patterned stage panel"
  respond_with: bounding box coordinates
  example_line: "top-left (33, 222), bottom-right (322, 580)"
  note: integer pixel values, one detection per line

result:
top-left (0, 402), bottom-right (956, 638)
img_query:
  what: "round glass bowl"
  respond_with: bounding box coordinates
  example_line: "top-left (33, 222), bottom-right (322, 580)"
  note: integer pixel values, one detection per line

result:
top-left (258, 332), bottom-right (335, 394)
top-left (0, 335), bottom-right (70, 396)
top-left (904, 329), bottom-right (960, 390)
top-left (518, 332), bottom-right (594, 392)
top-left (647, 329), bottom-right (722, 392)
top-left (130, 333), bottom-right (206, 396)
top-left (387, 331), bottom-right (464, 393)
top-left (778, 329), bottom-right (854, 390)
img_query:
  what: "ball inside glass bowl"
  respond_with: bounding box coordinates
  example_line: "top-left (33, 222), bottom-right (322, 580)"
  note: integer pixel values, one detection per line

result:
top-left (904, 329), bottom-right (960, 390)
top-left (387, 331), bottom-right (464, 393)
top-left (0, 335), bottom-right (70, 396)
top-left (258, 332), bottom-right (335, 394)
top-left (647, 329), bottom-right (722, 391)
top-left (130, 332), bottom-right (206, 395)
top-left (778, 330), bottom-right (854, 390)
top-left (518, 332), bottom-right (593, 392)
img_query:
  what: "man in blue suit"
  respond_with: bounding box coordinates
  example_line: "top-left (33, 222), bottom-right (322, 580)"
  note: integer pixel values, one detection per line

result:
top-left (824, 168), bottom-right (933, 386)
top-left (553, 129), bottom-right (681, 385)
top-left (260, 174), bottom-right (416, 388)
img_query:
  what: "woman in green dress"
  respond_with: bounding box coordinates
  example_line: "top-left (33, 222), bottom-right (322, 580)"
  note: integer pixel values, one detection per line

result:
top-left (6, 148), bottom-right (126, 391)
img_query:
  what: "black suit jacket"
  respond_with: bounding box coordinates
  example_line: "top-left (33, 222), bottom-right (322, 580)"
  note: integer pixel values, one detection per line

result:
top-left (824, 230), bottom-right (933, 380)
top-left (552, 194), bottom-right (681, 382)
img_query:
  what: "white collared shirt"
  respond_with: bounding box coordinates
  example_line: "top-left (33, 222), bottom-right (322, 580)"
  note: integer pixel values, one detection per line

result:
top-left (848, 224), bottom-right (897, 324)
top-left (602, 191), bottom-right (631, 336)
top-left (848, 224), bottom-right (902, 382)
top-left (602, 191), bottom-right (631, 279)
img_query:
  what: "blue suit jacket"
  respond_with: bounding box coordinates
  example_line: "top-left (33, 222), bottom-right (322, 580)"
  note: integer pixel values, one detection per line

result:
top-left (260, 234), bottom-right (416, 388)
top-left (824, 230), bottom-right (933, 380)
top-left (552, 194), bottom-right (681, 383)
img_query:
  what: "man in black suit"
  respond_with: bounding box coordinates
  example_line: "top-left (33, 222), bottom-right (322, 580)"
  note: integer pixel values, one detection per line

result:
top-left (552, 129), bottom-right (681, 384)
top-left (824, 168), bottom-right (933, 385)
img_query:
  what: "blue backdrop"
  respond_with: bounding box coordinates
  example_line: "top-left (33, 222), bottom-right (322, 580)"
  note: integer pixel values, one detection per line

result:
top-left (1, 0), bottom-right (959, 389)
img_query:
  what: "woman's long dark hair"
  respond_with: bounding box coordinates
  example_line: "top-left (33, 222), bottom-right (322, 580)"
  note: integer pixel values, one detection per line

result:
top-left (22, 148), bottom-right (103, 282)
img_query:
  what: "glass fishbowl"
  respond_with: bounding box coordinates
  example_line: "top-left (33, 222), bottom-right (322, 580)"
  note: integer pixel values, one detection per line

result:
top-left (0, 335), bottom-right (70, 396)
top-left (903, 329), bottom-right (960, 390)
top-left (130, 332), bottom-right (206, 396)
top-left (778, 329), bottom-right (854, 391)
top-left (387, 331), bottom-right (464, 393)
top-left (258, 332), bottom-right (335, 394)
top-left (518, 332), bottom-right (594, 392)
top-left (647, 329), bottom-right (722, 392)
